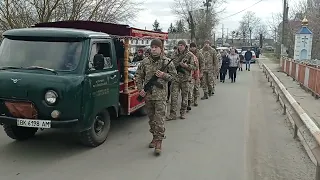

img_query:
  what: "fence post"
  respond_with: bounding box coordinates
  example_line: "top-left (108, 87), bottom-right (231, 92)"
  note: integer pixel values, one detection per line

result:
top-left (283, 104), bottom-right (286, 115)
top-left (293, 124), bottom-right (298, 139)
top-left (276, 93), bottom-right (280, 102)
top-left (316, 163), bottom-right (320, 180)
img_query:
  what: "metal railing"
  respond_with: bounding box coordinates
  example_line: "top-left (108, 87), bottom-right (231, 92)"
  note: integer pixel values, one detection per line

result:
top-left (259, 60), bottom-right (320, 180)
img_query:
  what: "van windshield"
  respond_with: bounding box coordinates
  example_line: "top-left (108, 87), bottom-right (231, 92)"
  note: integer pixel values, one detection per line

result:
top-left (0, 38), bottom-right (83, 71)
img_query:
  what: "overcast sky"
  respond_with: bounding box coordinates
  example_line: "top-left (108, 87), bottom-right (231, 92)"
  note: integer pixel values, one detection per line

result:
top-left (129, 0), bottom-right (284, 38)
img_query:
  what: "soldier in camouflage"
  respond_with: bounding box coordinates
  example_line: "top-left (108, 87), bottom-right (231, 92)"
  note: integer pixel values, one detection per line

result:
top-left (167, 40), bottom-right (196, 120)
top-left (216, 49), bottom-right (222, 80)
top-left (200, 40), bottom-right (218, 99)
top-left (135, 39), bottom-right (177, 155)
top-left (188, 42), bottom-right (204, 107)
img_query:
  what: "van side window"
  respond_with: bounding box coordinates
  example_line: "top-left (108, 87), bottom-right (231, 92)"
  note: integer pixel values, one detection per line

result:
top-left (88, 42), bottom-right (113, 71)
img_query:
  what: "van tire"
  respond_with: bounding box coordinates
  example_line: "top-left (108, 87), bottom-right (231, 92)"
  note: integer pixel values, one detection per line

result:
top-left (3, 125), bottom-right (38, 141)
top-left (79, 110), bottom-right (111, 147)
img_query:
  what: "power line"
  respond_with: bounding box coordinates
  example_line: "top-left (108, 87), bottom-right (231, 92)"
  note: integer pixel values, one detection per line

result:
top-left (221, 0), bottom-right (264, 20)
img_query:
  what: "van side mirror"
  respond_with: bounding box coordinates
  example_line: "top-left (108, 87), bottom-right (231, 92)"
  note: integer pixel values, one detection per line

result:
top-left (93, 54), bottom-right (105, 70)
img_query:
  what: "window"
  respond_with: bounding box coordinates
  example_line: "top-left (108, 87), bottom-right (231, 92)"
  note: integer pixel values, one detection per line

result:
top-left (88, 42), bottom-right (113, 71)
top-left (141, 40), bottom-right (144, 44)
top-left (135, 40), bottom-right (138, 44)
top-left (0, 38), bottom-right (83, 71)
top-left (146, 40), bottom-right (149, 44)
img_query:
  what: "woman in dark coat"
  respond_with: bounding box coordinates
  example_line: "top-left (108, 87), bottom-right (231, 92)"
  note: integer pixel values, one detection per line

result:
top-left (220, 50), bottom-right (230, 83)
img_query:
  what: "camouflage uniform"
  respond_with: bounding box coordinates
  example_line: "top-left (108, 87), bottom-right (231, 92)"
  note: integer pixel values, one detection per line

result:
top-left (216, 51), bottom-right (222, 80)
top-left (189, 49), bottom-right (204, 106)
top-left (200, 45), bottom-right (218, 99)
top-left (135, 39), bottom-right (177, 155)
top-left (168, 41), bottom-right (196, 120)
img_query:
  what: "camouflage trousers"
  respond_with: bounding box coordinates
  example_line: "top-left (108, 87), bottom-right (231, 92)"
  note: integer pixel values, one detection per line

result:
top-left (212, 70), bottom-right (218, 86)
top-left (188, 79), bottom-right (200, 101)
top-left (201, 71), bottom-right (214, 94)
top-left (170, 81), bottom-right (189, 116)
top-left (145, 100), bottom-right (166, 140)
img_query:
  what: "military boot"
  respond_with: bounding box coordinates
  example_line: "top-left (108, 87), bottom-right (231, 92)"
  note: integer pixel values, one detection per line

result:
top-left (154, 140), bottom-right (162, 155)
top-left (166, 114), bottom-right (177, 121)
top-left (180, 112), bottom-right (186, 119)
top-left (193, 97), bottom-right (198, 106)
top-left (187, 100), bottom-right (192, 112)
top-left (201, 93), bottom-right (209, 100)
top-left (149, 136), bottom-right (156, 148)
top-left (208, 90), bottom-right (213, 97)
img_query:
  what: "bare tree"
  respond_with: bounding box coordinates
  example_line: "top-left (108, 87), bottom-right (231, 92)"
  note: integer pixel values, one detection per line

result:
top-left (254, 23), bottom-right (269, 39)
top-left (0, 0), bottom-right (142, 32)
top-left (171, 0), bottom-right (224, 44)
top-left (237, 11), bottom-right (261, 46)
top-left (266, 13), bottom-right (282, 42)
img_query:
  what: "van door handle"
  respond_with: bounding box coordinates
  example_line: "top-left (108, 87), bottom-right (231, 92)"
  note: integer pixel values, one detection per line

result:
top-left (110, 74), bottom-right (117, 79)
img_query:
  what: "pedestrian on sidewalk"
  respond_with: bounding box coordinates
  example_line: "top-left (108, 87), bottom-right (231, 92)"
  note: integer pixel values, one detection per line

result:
top-left (229, 48), bottom-right (240, 83)
top-left (135, 39), bottom-right (177, 155)
top-left (244, 48), bottom-right (252, 71)
top-left (220, 50), bottom-right (230, 83)
top-left (239, 53), bottom-right (244, 71)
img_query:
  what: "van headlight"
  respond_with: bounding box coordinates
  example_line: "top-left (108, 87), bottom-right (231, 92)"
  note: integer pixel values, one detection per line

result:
top-left (45, 90), bottom-right (58, 105)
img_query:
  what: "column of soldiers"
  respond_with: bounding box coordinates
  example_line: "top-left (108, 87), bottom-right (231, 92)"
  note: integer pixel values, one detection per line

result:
top-left (135, 39), bottom-right (219, 156)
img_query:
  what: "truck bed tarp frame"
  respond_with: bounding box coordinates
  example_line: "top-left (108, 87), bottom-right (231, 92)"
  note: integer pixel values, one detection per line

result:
top-left (34, 21), bottom-right (168, 40)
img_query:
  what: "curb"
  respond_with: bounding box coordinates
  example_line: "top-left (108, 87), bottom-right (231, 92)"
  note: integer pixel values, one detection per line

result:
top-left (258, 59), bottom-right (320, 170)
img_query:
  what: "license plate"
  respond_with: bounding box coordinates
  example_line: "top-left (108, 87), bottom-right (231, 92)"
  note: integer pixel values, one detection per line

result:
top-left (17, 119), bottom-right (51, 129)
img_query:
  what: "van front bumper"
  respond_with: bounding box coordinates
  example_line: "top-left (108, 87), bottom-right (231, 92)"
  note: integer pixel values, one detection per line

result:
top-left (0, 115), bottom-right (78, 128)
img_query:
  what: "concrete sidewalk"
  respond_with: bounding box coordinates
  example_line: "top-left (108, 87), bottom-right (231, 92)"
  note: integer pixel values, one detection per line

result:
top-left (259, 56), bottom-right (320, 127)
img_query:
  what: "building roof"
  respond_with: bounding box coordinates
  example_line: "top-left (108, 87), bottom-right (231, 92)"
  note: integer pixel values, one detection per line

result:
top-left (296, 26), bottom-right (313, 34)
top-left (34, 21), bottom-right (168, 39)
top-left (3, 27), bottom-right (109, 39)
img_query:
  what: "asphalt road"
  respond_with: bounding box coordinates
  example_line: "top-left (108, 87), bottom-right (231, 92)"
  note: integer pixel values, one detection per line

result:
top-left (0, 63), bottom-right (315, 180)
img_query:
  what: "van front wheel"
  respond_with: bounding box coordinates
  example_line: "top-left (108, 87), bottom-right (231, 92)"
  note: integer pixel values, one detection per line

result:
top-left (79, 110), bottom-right (111, 147)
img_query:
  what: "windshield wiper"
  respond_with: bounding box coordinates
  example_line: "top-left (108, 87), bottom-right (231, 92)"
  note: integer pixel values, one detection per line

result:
top-left (24, 66), bottom-right (58, 75)
top-left (0, 66), bottom-right (23, 70)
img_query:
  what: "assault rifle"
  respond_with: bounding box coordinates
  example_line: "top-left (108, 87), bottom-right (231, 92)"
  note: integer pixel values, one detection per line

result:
top-left (137, 58), bottom-right (174, 102)
top-left (176, 65), bottom-right (186, 74)
top-left (175, 54), bottom-right (188, 74)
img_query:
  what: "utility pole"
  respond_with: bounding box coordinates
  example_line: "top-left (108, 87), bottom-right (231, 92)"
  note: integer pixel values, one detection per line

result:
top-left (203, 0), bottom-right (212, 41)
top-left (282, 0), bottom-right (289, 55)
top-left (226, 28), bottom-right (229, 41)
top-left (222, 24), bottom-right (224, 46)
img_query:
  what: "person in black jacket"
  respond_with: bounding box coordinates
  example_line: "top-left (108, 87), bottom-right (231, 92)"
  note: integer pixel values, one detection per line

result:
top-left (244, 48), bottom-right (252, 71)
top-left (220, 51), bottom-right (230, 83)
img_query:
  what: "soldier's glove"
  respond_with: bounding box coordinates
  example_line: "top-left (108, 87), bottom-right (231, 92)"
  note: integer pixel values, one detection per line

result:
top-left (155, 70), bottom-right (165, 78)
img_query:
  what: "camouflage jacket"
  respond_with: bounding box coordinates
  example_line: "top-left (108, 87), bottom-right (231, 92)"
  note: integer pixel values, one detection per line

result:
top-left (135, 55), bottom-right (177, 101)
top-left (172, 50), bottom-right (196, 82)
top-left (217, 52), bottom-right (222, 68)
top-left (200, 46), bottom-right (218, 72)
top-left (191, 49), bottom-right (205, 74)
